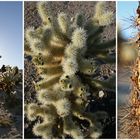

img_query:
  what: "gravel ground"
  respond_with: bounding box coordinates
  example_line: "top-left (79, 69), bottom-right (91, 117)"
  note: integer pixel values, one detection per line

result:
top-left (24, 1), bottom-right (116, 138)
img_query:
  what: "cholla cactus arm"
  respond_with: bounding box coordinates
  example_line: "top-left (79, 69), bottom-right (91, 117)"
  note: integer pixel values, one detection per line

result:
top-left (74, 13), bottom-right (85, 28)
top-left (37, 65), bottom-right (63, 76)
top-left (63, 116), bottom-right (84, 138)
top-left (55, 98), bottom-right (71, 117)
top-left (57, 12), bottom-right (70, 35)
top-left (90, 38), bottom-right (116, 51)
top-left (25, 1), bottom-right (115, 139)
top-left (35, 74), bottom-right (61, 90)
top-left (89, 75), bottom-right (115, 91)
top-left (73, 83), bottom-right (89, 100)
top-left (71, 28), bottom-right (87, 48)
top-left (93, 1), bottom-right (114, 26)
top-left (85, 2), bottom-right (114, 46)
top-left (37, 2), bottom-right (51, 26)
top-left (94, 2), bottom-right (106, 18)
top-left (33, 122), bottom-right (53, 138)
top-left (59, 74), bottom-right (79, 91)
top-left (26, 103), bottom-right (57, 122)
top-left (78, 58), bottom-right (98, 75)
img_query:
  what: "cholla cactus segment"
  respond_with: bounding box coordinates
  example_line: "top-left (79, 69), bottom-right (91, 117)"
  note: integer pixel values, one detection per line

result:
top-left (57, 12), bottom-right (70, 35)
top-left (62, 58), bottom-right (78, 75)
top-left (93, 1), bottom-right (114, 26)
top-left (97, 11), bottom-right (114, 26)
top-left (78, 58), bottom-right (98, 75)
top-left (25, 27), bottom-right (35, 43)
top-left (55, 98), bottom-right (71, 117)
top-left (37, 2), bottom-right (51, 25)
top-left (71, 27), bottom-right (87, 48)
top-left (94, 1), bottom-right (106, 17)
top-left (74, 13), bottom-right (85, 27)
top-left (25, 1), bottom-right (115, 139)
top-left (63, 116), bottom-right (84, 139)
top-left (33, 122), bottom-right (53, 138)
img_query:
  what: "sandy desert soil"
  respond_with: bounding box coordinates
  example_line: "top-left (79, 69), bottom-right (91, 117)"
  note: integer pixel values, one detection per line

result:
top-left (0, 70), bottom-right (22, 139)
top-left (24, 1), bottom-right (116, 138)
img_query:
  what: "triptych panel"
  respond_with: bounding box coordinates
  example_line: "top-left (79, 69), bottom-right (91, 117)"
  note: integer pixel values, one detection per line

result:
top-left (0, 1), bottom-right (139, 139)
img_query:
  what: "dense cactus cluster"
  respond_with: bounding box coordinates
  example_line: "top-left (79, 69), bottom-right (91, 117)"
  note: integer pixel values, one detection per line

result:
top-left (0, 65), bottom-right (20, 96)
top-left (25, 1), bottom-right (115, 138)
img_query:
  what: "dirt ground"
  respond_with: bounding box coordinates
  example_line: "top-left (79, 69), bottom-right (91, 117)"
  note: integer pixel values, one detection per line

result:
top-left (24, 1), bottom-right (116, 139)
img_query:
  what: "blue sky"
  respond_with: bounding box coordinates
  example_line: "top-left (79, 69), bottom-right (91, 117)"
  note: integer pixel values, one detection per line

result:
top-left (118, 1), bottom-right (138, 40)
top-left (0, 2), bottom-right (22, 69)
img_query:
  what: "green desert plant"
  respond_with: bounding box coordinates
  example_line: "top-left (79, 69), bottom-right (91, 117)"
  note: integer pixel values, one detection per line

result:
top-left (25, 1), bottom-right (115, 138)
top-left (0, 65), bottom-right (20, 96)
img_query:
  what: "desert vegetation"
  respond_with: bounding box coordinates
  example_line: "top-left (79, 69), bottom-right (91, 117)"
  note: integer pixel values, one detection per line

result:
top-left (0, 60), bottom-right (22, 138)
top-left (24, 1), bottom-right (116, 138)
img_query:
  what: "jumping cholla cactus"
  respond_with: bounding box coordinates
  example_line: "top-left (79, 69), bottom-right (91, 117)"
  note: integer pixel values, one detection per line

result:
top-left (0, 65), bottom-right (20, 96)
top-left (25, 2), bottom-right (115, 138)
